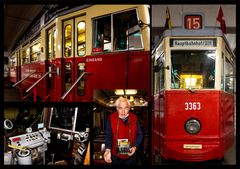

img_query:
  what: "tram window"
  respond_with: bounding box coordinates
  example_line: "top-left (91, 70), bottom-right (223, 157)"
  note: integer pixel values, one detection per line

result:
top-left (159, 56), bottom-right (165, 90)
top-left (17, 51), bottom-right (20, 65)
top-left (10, 55), bottom-right (16, 66)
top-left (77, 21), bottom-right (86, 56)
top-left (53, 30), bottom-right (56, 57)
top-left (22, 47), bottom-right (30, 64)
top-left (93, 16), bottom-right (111, 52)
top-left (47, 28), bottom-right (56, 60)
top-left (225, 57), bottom-right (234, 94)
top-left (77, 62), bottom-right (86, 95)
top-left (221, 53), bottom-right (224, 90)
top-left (171, 50), bottom-right (216, 89)
top-left (49, 107), bottom-right (76, 131)
top-left (154, 55), bottom-right (165, 94)
top-left (92, 9), bottom-right (142, 53)
top-left (64, 25), bottom-right (72, 57)
top-left (64, 62), bottom-right (72, 91)
top-left (113, 9), bottom-right (142, 50)
top-left (48, 32), bottom-right (52, 59)
top-left (75, 105), bottom-right (91, 132)
top-left (154, 58), bottom-right (160, 94)
top-left (30, 42), bottom-right (40, 62)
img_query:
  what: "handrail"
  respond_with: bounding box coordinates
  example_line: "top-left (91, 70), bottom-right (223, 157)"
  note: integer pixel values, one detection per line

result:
top-left (61, 72), bottom-right (89, 100)
top-left (26, 71), bottom-right (51, 93)
top-left (12, 71), bottom-right (36, 87)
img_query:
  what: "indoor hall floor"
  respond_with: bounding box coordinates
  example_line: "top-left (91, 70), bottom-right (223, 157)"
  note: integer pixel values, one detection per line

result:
top-left (4, 86), bottom-right (20, 102)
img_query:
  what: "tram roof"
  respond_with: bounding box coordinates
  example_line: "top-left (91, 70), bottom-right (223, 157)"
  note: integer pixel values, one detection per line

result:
top-left (152, 27), bottom-right (234, 58)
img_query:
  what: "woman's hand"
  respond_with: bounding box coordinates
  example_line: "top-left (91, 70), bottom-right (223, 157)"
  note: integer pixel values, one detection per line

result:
top-left (103, 149), bottom-right (112, 163)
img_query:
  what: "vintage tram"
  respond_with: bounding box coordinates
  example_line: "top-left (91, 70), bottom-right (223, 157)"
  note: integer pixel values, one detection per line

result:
top-left (152, 26), bottom-right (235, 162)
top-left (8, 5), bottom-right (150, 102)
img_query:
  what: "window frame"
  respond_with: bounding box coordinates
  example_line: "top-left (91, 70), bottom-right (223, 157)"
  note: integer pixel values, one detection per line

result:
top-left (224, 47), bottom-right (234, 94)
top-left (92, 8), bottom-right (144, 53)
top-left (169, 49), bottom-right (217, 90)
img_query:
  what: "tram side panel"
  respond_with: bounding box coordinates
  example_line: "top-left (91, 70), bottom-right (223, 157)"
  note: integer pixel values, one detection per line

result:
top-left (127, 51), bottom-right (150, 90)
top-left (20, 62), bottom-right (47, 100)
top-left (86, 51), bottom-right (150, 90)
top-left (159, 90), bottom-right (166, 157)
top-left (220, 91), bottom-right (234, 154)
top-left (153, 93), bottom-right (160, 157)
top-left (30, 62), bottom-right (48, 99)
top-left (9, 66), bottom-right (17, 84)
top-left (48, 49), bottom-right (150, 103)
top-left (86, 51), bottom-right (150, 91)
top-left (49, 51), bottom-right (151, 102)
top-left (86, 53), bottom-right (126, 90)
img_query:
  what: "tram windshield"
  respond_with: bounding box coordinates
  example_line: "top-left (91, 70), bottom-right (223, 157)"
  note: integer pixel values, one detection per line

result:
top-left (171, 50), bottom-right (216, 89)
top-left (49, 107), bottom-right (77, 132)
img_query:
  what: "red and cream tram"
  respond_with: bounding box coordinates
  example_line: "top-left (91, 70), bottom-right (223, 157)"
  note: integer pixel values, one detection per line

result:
top-left (152, 25), bottom-right (235, 161)
top-left (9, 5), bottom-right (150, 102)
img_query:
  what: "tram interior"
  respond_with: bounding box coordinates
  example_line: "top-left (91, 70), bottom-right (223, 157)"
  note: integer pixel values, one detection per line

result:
top-left (4, 105), bottom-right (91, 165)
top-left (171, 50), bottom-right (216, 89)
top-left (4, 90), bottom-right (149, 165)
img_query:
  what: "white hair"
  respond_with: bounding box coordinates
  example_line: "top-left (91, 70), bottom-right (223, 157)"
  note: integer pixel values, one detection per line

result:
top-left (115, 96), bottom-right (130, 108)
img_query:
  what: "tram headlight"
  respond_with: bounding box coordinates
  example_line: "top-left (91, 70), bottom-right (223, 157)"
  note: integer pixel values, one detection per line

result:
top-left (185, 119), bottom-right (201, 135)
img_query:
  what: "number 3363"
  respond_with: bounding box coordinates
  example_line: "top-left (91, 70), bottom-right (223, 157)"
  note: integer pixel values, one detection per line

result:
top-left (185, 102), bottom-right (201, 110)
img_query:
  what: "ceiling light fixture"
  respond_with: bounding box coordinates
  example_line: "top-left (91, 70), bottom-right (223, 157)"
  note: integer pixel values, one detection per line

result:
top-left (115, 89), bottom-right (137, 95)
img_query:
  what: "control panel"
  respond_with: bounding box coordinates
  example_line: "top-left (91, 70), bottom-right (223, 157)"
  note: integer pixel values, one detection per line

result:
top-left (9, 129), bottom-right (50, 149)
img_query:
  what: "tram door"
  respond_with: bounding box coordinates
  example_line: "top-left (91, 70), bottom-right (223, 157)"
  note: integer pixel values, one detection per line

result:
top-left (152, 52), bottom-right (165, 161)
top-left (46, 26), bottom-right (57, 101)
top-left (62, 16), bottom-right (86, 102)
top-left (10, 49), bottom-right (21, 84)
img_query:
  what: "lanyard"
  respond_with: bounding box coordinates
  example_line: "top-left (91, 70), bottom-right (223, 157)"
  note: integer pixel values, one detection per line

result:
top-left (115, 116), bottom-right (132, 143)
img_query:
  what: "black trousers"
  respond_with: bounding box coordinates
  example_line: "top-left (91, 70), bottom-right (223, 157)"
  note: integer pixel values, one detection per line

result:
top-left (111, 153), bottom-right (137, 165)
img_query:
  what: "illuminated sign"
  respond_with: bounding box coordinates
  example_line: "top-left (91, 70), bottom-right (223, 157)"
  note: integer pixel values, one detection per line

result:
top-left (183, 13), bottom-right (204, 30)
top-left (171, 39), bottom-right (216, 47)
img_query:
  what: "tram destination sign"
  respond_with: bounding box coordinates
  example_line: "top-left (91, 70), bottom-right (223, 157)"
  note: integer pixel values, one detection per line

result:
top-left (170, 39), bottom-right (216, 47)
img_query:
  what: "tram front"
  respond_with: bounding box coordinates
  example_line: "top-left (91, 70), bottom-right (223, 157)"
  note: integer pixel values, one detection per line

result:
top-left (153, 28), bottom-right (234, 162)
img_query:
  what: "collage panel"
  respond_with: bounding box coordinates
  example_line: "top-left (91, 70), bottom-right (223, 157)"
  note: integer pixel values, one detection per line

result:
top-left (4, 4), bottom-right (150, 103)
top-left (151, 4), bottom-right (236, 165)
top-left (92, 89), bottom-right (149, 165)
top-left (4, 104), bottom-right (92, 165)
